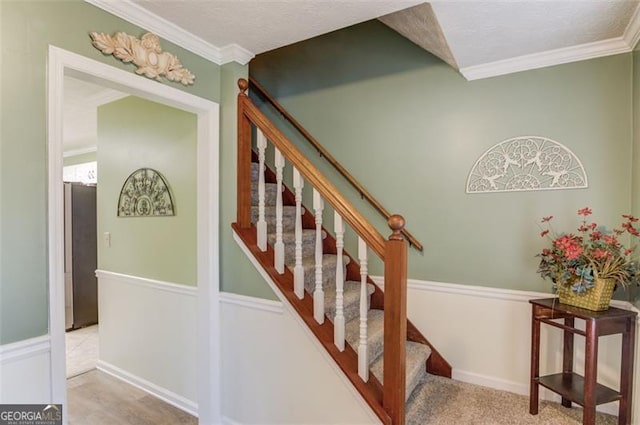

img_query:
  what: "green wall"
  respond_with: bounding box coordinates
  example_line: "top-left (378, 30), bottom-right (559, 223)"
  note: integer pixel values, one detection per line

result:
top-left (250, 21), bottom-right (633, 295)
top-left (0, 0), bottom-right (221, 344)
top-left (97, 97), bottom-right (197, 285)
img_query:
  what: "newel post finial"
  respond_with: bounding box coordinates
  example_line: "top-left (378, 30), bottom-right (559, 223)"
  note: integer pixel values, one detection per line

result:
top-left (238, 78), bottom-right (248, 95)
top-left (388, 214), bottom-right (405, 241)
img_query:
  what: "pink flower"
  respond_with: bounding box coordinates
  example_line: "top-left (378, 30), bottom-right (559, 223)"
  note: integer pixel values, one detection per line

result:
top-left (540, 230), bottom-right (549, 237)
top-left (592, 248), bottom-right (611, 259)
top-left (623, 214), bottom-right (639, 222)
top-left (541, 216), bottom-right (553, 222)
top-left (603, 235), bottom-right (620, 247)
top-left (565, 246), bottom-right (583, 260)
top-left (590, 231), bottom-right (602, 241)
top-left (578, 207), bottom-right (592, 216)
top-left (625, 248), bottom-right (635, 256)
top-left (589, 222), bottom-right (597, 230)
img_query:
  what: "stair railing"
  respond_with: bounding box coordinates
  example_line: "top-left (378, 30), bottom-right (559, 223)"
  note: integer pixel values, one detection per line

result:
top-left (248, 77), bottom-right (423, 253)
top-left (237, 78), bottom-right (408, 425)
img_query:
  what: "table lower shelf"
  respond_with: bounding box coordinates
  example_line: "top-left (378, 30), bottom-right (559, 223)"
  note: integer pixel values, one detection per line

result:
top-left (537, 373), bottom-right (621, 406)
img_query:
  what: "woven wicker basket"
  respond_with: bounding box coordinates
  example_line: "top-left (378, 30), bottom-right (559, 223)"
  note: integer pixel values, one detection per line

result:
top-left (556, 277), bottom-right (615, 311)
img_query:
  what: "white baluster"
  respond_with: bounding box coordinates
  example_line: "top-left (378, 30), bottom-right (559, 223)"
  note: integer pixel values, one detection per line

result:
top-left (293, 167), bottom-right (305, 299)
top-left (274, 148), bottom-right (285, 274)
top-left (256, 130), bottom-right (267, 251)
top-left (313, 189), bottom-right (324, 324)
top-left (334, 212), bottom-right (345, 351)
top-left (358, 237), bottom-right (369, 382)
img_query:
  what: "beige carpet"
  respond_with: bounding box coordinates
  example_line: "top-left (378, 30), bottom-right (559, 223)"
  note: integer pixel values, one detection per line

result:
top-left (407, 375), bottom-right (618, 425)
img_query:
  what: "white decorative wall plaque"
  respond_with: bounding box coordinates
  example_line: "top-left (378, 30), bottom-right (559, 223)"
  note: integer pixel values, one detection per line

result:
top-left (90, 32), bottom-right (195, 86)
top-left (466, 136), bottom-right (588, 193)
top-left (118, 168), bottom-right (175, 217)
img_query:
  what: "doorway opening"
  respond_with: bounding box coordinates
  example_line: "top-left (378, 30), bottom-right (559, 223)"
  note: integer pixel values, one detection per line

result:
top-left (47, 46), bottom-right (220, 424)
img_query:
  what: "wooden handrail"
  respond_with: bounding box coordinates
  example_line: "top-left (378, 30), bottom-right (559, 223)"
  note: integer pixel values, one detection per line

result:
top-left (238, 78), bottom-right (409, 425)
top-left (238, 80), bottom-right (386, 258)
top-left (248, 77), bottom-right (423, 252)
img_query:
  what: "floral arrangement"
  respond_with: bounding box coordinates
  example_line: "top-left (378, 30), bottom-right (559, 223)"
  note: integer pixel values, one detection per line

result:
top-left (537, 207), bottom-right (640, 294)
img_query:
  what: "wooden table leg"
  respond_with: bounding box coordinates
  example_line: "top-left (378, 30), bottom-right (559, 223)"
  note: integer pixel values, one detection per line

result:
top-left (618, 318), bottom-right (636, 425)
top-left (530, 306), bottom-right (542, 415)
top-left (562, 317), bottom-right (575, 408)
top-left (583, 319), bottom-right (598, 425)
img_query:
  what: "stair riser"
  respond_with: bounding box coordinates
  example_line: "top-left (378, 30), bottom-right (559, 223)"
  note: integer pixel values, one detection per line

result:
top-left (346, 311), bottom-right (385, 365)
top-left (268, 232), bottom-right (321, 263)
top-left (325, 282), bottom-right (375, 325)
top-left (327, 299), bottom-right (366, 324)
top-left (300, 262), bottom-right (347, 294)
top-left (251, 183), bottom-right (280, 206)
top-left (251, 206), bottom-right (301, 233)
top-left (370, 341), bottom-right (431, 403)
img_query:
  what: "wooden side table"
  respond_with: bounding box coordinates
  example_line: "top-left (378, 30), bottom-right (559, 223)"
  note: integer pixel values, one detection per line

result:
top-left (529, 298), bottom-right (637, 425)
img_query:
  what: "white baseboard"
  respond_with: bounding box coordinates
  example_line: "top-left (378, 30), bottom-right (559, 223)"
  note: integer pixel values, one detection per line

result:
top-left (97, 360), bottom-right (198, 417)
top-left (452, 369), bottom-right (527, 395)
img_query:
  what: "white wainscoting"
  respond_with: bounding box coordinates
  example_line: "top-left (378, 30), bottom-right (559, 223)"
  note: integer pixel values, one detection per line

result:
top-left (219, 291), bottom-right (380, 425)
top-left (373, 276), bottom-right (640, 420)
top-left (96, 270), bottom-right (198, 415)
top-left (0, 335), bottom-right (51, 403)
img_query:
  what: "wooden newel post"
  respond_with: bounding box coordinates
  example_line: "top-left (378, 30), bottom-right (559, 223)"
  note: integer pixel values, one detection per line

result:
top-left (383, 214), bottom-right (408, 425)
top-left (237, 78), bottom-right (252, 228)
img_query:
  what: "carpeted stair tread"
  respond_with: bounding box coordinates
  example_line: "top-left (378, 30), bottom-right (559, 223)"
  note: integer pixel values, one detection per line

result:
top-left (324, 281), bottom-right (375, 324)
top-left (251, 205), bottom-right (303, 232)
top-left (250, 182), bottom-right (280, 206)
top-left (345, 309), bottom-right (385, 362)
top-left (370, 341), bottom-right (431, 402)
top-left (267, 229), bottom-right (325, 263)
top-left (251, 162), bottom-right (261, 181)
top-left (295, 254), bottom-right (350, 293)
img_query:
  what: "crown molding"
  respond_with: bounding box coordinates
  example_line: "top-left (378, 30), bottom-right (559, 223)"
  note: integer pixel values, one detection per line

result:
top-left (460, 36), bottom-right (631, 81)
top-left (624, 2), bottom-right (640, 50)
top-left (84, 0), bottom-right (254, 66)
top-left (219, 44), bottom-right (255, 66)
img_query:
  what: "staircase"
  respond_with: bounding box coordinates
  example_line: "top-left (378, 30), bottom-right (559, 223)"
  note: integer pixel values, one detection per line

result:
top-left (233, 78), bottom-right (451, 425)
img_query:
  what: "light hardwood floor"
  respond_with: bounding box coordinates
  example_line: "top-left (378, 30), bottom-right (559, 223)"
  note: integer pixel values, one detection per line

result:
top-left (68, 370), bottom-right (197, 425)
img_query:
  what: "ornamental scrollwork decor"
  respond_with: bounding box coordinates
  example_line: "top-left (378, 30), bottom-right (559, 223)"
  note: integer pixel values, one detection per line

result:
top-left (118, 168), bottom-right (175, 217)
top-left (90, 31), bottom-right (195, 85)
top-left (466, 136), bottom-right (588, 194)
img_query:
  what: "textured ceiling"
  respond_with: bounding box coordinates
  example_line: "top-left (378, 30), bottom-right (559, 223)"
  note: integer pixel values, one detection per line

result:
top-left (431, 0), bottom-right (639, 68)
top-left (130, 0), bottom-right (423, 54)
top-left (88, 0), bottom-right (640, 79)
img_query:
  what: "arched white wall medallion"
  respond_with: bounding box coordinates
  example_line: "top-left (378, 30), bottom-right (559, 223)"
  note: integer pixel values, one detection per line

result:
top-left (466, 136), bottom-right (588, 193)
top-left (90, 32), bottom-right (195, 85)
top-left (118, 168), bottom-right (175, 217)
